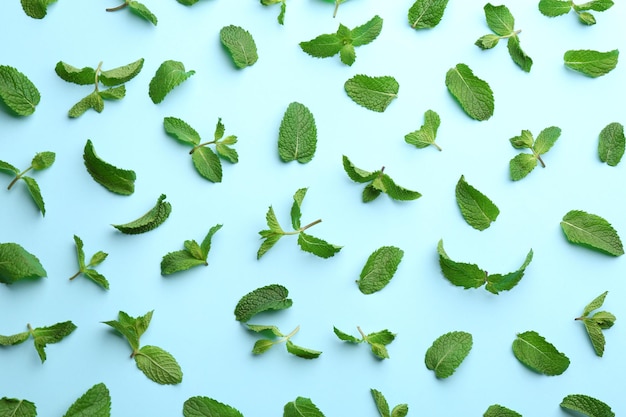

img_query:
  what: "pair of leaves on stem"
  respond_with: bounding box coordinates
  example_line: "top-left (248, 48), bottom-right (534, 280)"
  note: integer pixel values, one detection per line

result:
top-left (103, 310), bottom-right (183, 385)
top-left (160, 224), bottom-right (222, 275)
top-left (0, 65), bottom-right (40, 116)
top-left (258, 188), bottom-right (342, 259)
top-left (343, 156), bottom-right (421, 203)
top-left (164, 117), bottom-right (238, 183)
top-left (408, 0), bottom-right (449, 29)
top-left (475, 4), bottom-right (532, 72)
top-left (564, 49), bottom-right (619, 78)
top-left (69, 235), bottom-right (109, 289)
top-left (0, 321), bottom-right (76, 363)
top-left (425, 331), bottom-right (473, 378)
top-left (560, 210), bottom-right (624, 256)
top-left (260, 0), bottom-right (287, 25)
top-left (56, 59), bottom-right (144, 118)
top-left (149, 60), bottom-right (195, 103)
top-left (445, 64), bottom-right (494, 121)
top-left (0, 151), bottom-right (55, 215)
top-left (278, 102), bottom-right (317, 163)
top-left (220, 25), bottom-right (258, 69)
top-left (345, 74), bottom-right (399, 112)
top-left (539, 0), bottom-right (614, 25)
top-left (112, 194), bottom-right (172, 234)
top-left (333, 326), bottom-right (396, 359)
top-left (84, 139), bottom-right (136, 195)
top-left (106, 0), bottom-right (157, 25)
top-left (300, 15), bottom-right (382, 66)
top-left (405, 109), bottom-right (442, 151)
top-left (512, 330), bottom-right (570, 376)
top-left (0, 243), bottom-right (47, 284)
top-left (437, 240), bottom-right (533, 294)
top-left (576, 291), bottom-right (615, 356)
top-left (598, 122), bottom-right (625, 166)
top-left (509, 126), bottom-right (561, 181)
top-left (371, 389), bottom-right (408, 417)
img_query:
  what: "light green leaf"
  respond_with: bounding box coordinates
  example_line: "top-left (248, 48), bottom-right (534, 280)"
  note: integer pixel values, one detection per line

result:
top-left (31, 152), bottom-right (55, 171)
top-left (564, 49), bottom-right (619, 78)
top-left (533, 126), bottom-right (561, 155)
top-left (380, 174), bottom-right (421, 201)
top-left (127, 1), bottom-right (158, 25)
top-left (0, 398), bottom-right (37, 417)
top-left (216, 142), bottom-right (238, 163)
top-left (455, 175), bottom-right (499, 231)
top-left (149, 60), bottom-right (195, 104)
top-left (0, 331), bottom-right (30, 346)
top-left (234, 284), bottom-right (293, 322)
top-left (509, 153), bottom-right (537, 181)
top-left (344, 74), bottom-right (399, 112)
top-left (475, 34), bottom-right (501, 50)
top-left (257, 231), bottom-right (282, 260)
top-left (333, 327), bottom-right (361, 343)
top-left (98, 85), bottom-right (126, 100)
top-left (68, 91), bottom-right (104, 118)
top-left (291, 187), bottom-right (307, 230)
top-left (577, 0), bottom-right (614, 12)
top-left (63, 383), bottom-right (111, 417)
top-left (560, 394), bottom-right (614, 417)
top-left (408, 0), bottom-right (449, 29)
top-left (370, 342), bottom-right (390, 359)
top-left (357, 246), bottom-right (404, 294)
top-left (278, 102), bottom-right (317, 163)
top-left (0, 160), bottom-right (20, 175)
top-left (510, 130), bottom-right (534, 149)
top-left (160, 251), bottom-right (207, 275)
top-left (560, 210), bottom-right (623, 256)
top-left (405, 109), bottom-right (442, 150)
top-left (192, 147), bottom-right (223, 182)
top-left (246, 324), bottom-right (284, 337)
top-left (598, 122), bottom-right (625, 166)
top-left (163, 117), bottom-right (201, 146)
top-left (583, 291), bottom-right (608, 316)
top-left (483, 404), bottom-right (522, 417)
top-left (0, 243), bottom-right (47, 285)
top-left (391, 404), bottom-right (408, 417)
top-left (22, 177), bottom-right (45, 216)
top-left (538, 0), bottom-right (572, 16)
top-left (99, 58), bottom-right (144, 86)
top-left (286, 340), bottom-right (322, 359)
top-left (83, 139), bottom-right (136, 195)
top-left (265, 206), bottom-right (284, 234)
top-left (300, 34), bottom-right (343, 59)
top-left (512, 330), bottom-right (570, 375)
top-left (370, 389), bottom-right (390, 417)
top-left (83, 269), bottom-right (110, 290)
top-left (366, 329), bottom-right (396, 346)
top-left (437, 240), bottom-right (487, 289)
top-left (200, 224), bottom-right (222, 259)
top-left (88, 251), bottom-right (108, 268)
top-left (425, 331), bottom-right (473, 378)
top-left (31, 320), bottom-right (77, 363)
top-left (339, 44), bottom-right (356, 66)
top-left (351, 15), bottom-right (383, 47)
top-left (183, 396), bottom-right (244, 417)
top-left (283, 397), bottom-right (325, 417)
top-left (112, 194), bottom-right (172, 234)
top-left (507, 35), bottom-right (533, 72)
top-left (297, 233), bottom-right (342, 259)
top-left (134, 345), bottom-right (183, 385)
top-left (220, 25), bottom-right (258, 69)
top-left (484, 3), bottom-right (515, 36)
top-left (590, 311), bottom-right (616, 329)
top-left (583, 320), bottom-right (606, 356)
top-left (54, 62), bottom-right (96, 85)
top-left (102, 310), bottom-right (152, 352)
top-left (445, 63), bottom-right (494, 121)
top-left (252, 338), bottom-right (275, 354)
top-left (0, 65), bottom-right (41, 116)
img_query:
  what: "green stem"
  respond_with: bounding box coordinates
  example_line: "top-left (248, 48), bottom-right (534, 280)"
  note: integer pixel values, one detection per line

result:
top-left (94, 61), bottom-right (103, 92)
top-left (7, 166), bottom-right (32, 190)
top-left (283, 219), bottom-right (322, 235)
top-left (69, 270), bottom-right (82, 281)
top-left (27, 323), bottom-right (34, 335)
top-left (356, 326), bottom-right (367, 341)
top-left (189, 140), bottom-right (217, 154)
top-left (106, 1), bottom-right (129, 12)
top-left (333, 0), bottom-right (339, 18)
top-left (536, 153), bottom-right (546, 168)
top-left (278, 325), bottom-right (300, 343)
top-left (130, 349), bottom-right (139, 358)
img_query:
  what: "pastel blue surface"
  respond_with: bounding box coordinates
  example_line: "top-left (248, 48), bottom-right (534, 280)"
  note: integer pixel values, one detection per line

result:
top-left (1, 1), bottom-right (625, 415)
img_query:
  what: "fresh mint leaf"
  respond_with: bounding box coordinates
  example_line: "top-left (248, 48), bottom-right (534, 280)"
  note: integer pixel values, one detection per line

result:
top-left (299, 34), bottom-right (343, 59)
top-left (20, 0), bottom-right (58, 19)
top-left (55, 62), bottom-right (96, 85)
top-left (286, 340), bottom-right (322, 359)
top-left (177, 0), bottom-right (200, 4)
top-left (291, 187), bottom-right (306, 229)
top-left (351, 15), bottom-right (383, 46)
top-left (484, 3), bottom-right (514, 35)
top-left (408, 0), bottom-right (449, 29)
top-left (183, 396), bottom-right (244, 417)
top-left (576, 291), bottom-right (615, 356)
top-left (220, 25), bottom-right (258, 69)
top-left (598, 122), bottom-right (625, 166)
top-left (247, 325), bottom-right (321, 359)
top-left (99, 58), bottom-right (144, 86)
top-left (0, 160), bottom-right (19, 175)
top-left (68, 91), bottom-right (104, 118)
top-left (30, 320), bottom-right (77, 363)
top-left (0, 331), bottom-right (30, 346)
top-left (332, 326), bottom-right (360, 343)
top-left (483, 404), bottom-right (522, 417)
top-left (278, 102), bottom-right (317, 163)
top-left (404, 109), bottom-right (442, 151)
top-left (297, 233), bottom-right (342, 259)
top-left (234, 284), bottom-right (293, 322)
top-left (83, 139), bottom-right (136, 195)
top-left (0, 242), bottom-right (47, 284)
top-left (112, 194), bottom-right (172, 234)
top-left (105, 1), bottom-right (157, 25)
top-left (63, 383), bottom-right (111, 417)
top-left (539, 0), bottom-right (613, 24)
top-left (2, 152), bottom-right (54, 215)
top-left (344, 74), bottom-right (399, 112)
top-left (370, 389), bottom-right (408, 417)
top-left (260, 0), bottom-right (287, 25)
top-left (0, 65), bottom-right (41, 116)
top-left (356, 246), bottom-right (404, 294)
top-left (485, 250), bottom-right (533, 294)
top-left (283, 397), bottom-right (325, 417)
top-left (69, 235), bottom-right (109, 289)
top-left (539, 0), bottom-right (572, 16)
top-left (161, 224), bottom-right (222, 275)
top-left (102, 310), bottom-right (153, 351)
top-left (564, 49), bottom-right (619, 77)
top-left (509, 126), bottom-right (561, 181)
top-left (425, 331), bottom-right (472, 378)
top-left (134, 345), bottom-right (183, 385)
top-left (445, 63), bottom-right (494, 120)
top-left (163, 117), bottom-right (201, 146)
top-left (512, 330), bottom-right (570, 375)
top-left (560, 394), bottom-right (614, 417)
top-left (560, 210), bottom-right (623, 256)
top-left (507, 35), bottom-right (533, 72)
top-left (342, 155), bottom-right (378, 183)
top-left (22, 177), bottom-right (45, 215)
top-left (455, 175), bottom-right (499, 231)
top-left (333, 326), bottom-right (396, 359)
top-left (0, 397), bottom-right (37, 417)
top-left (149, 60), bottom-right (195, 104)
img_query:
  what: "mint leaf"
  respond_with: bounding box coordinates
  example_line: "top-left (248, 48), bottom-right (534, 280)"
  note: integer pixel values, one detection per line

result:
top-left (455, 175), bottom-right (499, 231)
top-left (2, 151), bottom-right (54, 215)
top-left (161, 224), bottom-right (222, 275)
top-left (576, 291), bottom-right (615, 356)
top-left (20, 0), bottom-right (57, 19)
top-left (55, 62), bottom-right (96, 85)
top-left (297, 233), bottom-right (342, 258)
top-left (512, 330), bottom-right (570, 375)
top-left (509, 153), bottom-right (537, 180)
top-left (370, 389), bottom-right (408, 417)
top-left (234, 284), bottom-right (293, 322)
top-left (344, 74), bottom-right (399, 112)
top-left (445, 63), bottom-right (494, 121)
top-left (291, 187), bottom-right (306, 229)
top-left (128, 1), bottom-right (157, 25)
top-left (356, 246), bottom-right (404, 294)
top-left (248, 325), bottom-right (320, 358)
top-left (404, 109), bottom-right (442, 151)
top-left (539, 0), bottom-right (613, 24)
top-left (539, 0), bottom-right (572, 16)
top-left (334, 326), bottom-right (396, 359)
top-left (507, 35), bottom-right (533, 72)
top-left (177, 0), bottom-right (200, 4)
top-left (342, 155), bottom-right (378, 183)
top-left (425, 331), bottom-right (472, 378)
top-left (598, 122), bottom-right (625, 166)
top-left (0, 331), bottom-right (30, 346)
top-left (83, 139), bottom-right (136, 195)
top-left (31, 320), bottom-right (77, 363)
top-left (484, 3), bottom-right (514, 35)
top-left (286, 340), bottom-right (322, 359)
top-left (379, 173), bottom-right (422, 201)
top-left (98, 86), bottom-right (126, 101)
top-left (163, 117), bottom-right (201, 146)
top-left (149, 60), bottom-right (195, 104)
top-left (112, 194), bottom-right (172, 234)
top-left (485, 250), bottom-right (533, 294)
top-left (0, 398), bottom-right (37, 417)
top-left (408, 0), bottom-right (449, 29)
top-left (0, 242), bottom-right (47, 284)
top-left (351, 15), bottom-right (383, 46)
top-left (560, 210), bottom-right (624, 256)
top-left (278, 102), bottom-right (317, 163)
top-left (69, 235), bottom-right (109, 289)
top-left (183, 396), bottom-right (244, 417)
top-left (63, 383), bottom-right (111, 417)
top-left (300, 34), bottom-right (343, 59)
top-left (99, 58), bottom-right (144, 86)
top-left (134, 345), bottom-right (183, 385)
top-left (564, 49), bottom-right (619, 77)
top-left (283, 397), bottom-right (325, 417)
top-left (68, 91), bottom-right (104, 118)
top-left (193, 147), bottom-right (223, 182)
top-left (343, 156), bottom-right (420, 202)
top-left (0, 160), bottom-right (19, 175)
top-left (533, 126), bottom-right (561, 154)
top-left (260, 0), bottom-right (287, 25)
top-left (0, 65), bottom-right (41, 116)
top-left (22, 177), bottom-right (45, 216)
top-left (31, 152), bottom-right (55, 171)
top-left (332, 326), bottom-right (361, 343)
top-left (220, 25), bottom-right (258, 69)
top-left (483, 404), bottom-right (522, 417)
top-left (509, 127), bottom-right (561, 180)
top-left (102, 310), bottom-right (153, 352)
top-left (560, 394), bottom-right (614, 417)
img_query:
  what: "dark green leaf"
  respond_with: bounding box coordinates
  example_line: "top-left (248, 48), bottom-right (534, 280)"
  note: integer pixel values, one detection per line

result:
top-left (0, 65), bottom-right (41, 116)
top-left (220, 25), bottom-right (258, 69)
top-left (63, 383), bottom-right (111, 417)
top-left (297, 233), bottom-right (342, 259)
top-left (285, 340), bottom-right (322, 359)
top-left (99, 58), bottom-right (144, 86)
top-left (83, 139), bottom-right (136, 196)
top-left (31, 320), bottom-right (77, 363)
top-left (234, 284), bottom-right (293, 322)
top-left (22, 177), bottom-right (45, 216)
top-left (128, 1), bottom-right (158, 25)
top-left (357, 246), bottom-right (404, 294)
top-left (112, 194), bottom-right (172, 234)
top-left (149, 60), bottom-right (195, 104)
top-left (560, 394), bottom-right (614, 417)
top-left (0, 242), bottom-right (47, 284)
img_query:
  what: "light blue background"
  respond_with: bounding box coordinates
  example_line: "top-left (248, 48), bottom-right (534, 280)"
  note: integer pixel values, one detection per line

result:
top-left (1, 0), bottom-right (625, 415)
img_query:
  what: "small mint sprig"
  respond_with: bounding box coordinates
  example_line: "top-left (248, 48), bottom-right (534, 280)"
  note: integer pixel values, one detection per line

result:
top-left (509, 126), bottom-right (561, 181)
top-left (0, 152), bottom-right (55, 216)
top-left (106, 1), bottom-right (157, 25)
top-left (247, 324), bottom-right (322, 359)
top-left (0, 321), bottom-right (76, 363)
top-left (575, 291), bottom-right (616, 356)
top-left (69, 235), bottom-right (109, 289)
top-left (333, 326), bottom-right (396, 359)
top-left (539, 0), bottom-right (614, 25)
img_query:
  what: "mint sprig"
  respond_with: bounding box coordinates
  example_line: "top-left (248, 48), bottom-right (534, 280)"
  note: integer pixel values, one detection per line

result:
top-left (105, 0), bottom-right (157, 25)
top-left (404, 109), bottom-right (442, 151)
top-left (160, 224), bottom-right (222, 275)
top-left (0, 242), bottom-right (47, 285)
top-left (0, 65), bottom-right (41, 116)
top-left (0, 151), bottom-right (55, 215)
top-left (69, 235), bottom-right (109, 289)
top-left (539, 0), bottom-right (614, 25)
top-left (247, 324), bottom-right (322, 359)
top-left (333, 326), bottom-right (396, 359)
top-left (575, 291), bottom-right (616, 356)
top-left (370, 388), bottom-right (408, 417)
top-left (0, 321), bottom-right (76, 363)
top-left (509, 126), bottom-right (561, 181)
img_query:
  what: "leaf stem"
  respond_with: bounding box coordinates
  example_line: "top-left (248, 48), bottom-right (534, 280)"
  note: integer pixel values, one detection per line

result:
top-left (190, 140), bottom-right (217, 154)
top-left (69, 271), bottom-right (82, 280)
top-left (432, 142), bottom-right (442, 152)
top-left (106, 1), bottom-right (129, 12)
top-left (94, 61), bottom-right (103, 92)
top-left (283, 219), bottom-right (322, 235)
top-left (333, 0), bottom-right (339, 17)
top-left (279, 325), bottom-right (300, 342)
top-left (356, 326), bottom-right (367, 340)
top-left (536, 153), bottom-right (546, 168)
top-left (7, 166), bottom-right (32, 190)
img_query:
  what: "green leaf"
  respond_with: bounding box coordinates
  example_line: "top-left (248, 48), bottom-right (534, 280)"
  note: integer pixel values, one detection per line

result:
top-left (54, 62), bottom-right (96, 85)
top-left (344, 74), bottom-right (399, 112)
top-left (265, 206), bottom-right (284, 234)
top-left (560, 210), bottom-right (624, 256)
top-left (370, 389), bottom-right (390, 417)
top-left (297, 233), bottom-right (342, 259)
top-left (127, 1), bottom-right (157, 25)
top-left (484, 3), bottom-right (514, 36)
top-left (220, 25), bottom-right (258, 69)
top-left (200, 224), bottom-right (222, 259)
top-left (0, 242), bottom-right (47, 284)
top-left (362, 185), bottom-right (382, 202)
top-left (425, 331), bottom-right (473, 378)
top-left (598, 122), bottom-right (625, 166)
top-left (286, 340), bottom-right (322, 359)
top-left (509, 153), bottom-right (538, 181)
top-left (0, 398), bottom-right (37, 417)
top-left (102, 310), bottom-right (152, 352)
top-left (216, 142), bottom-right (238, 163)
top-left (192, 147), bottom-right (223, 182)
top-left (0, 331), bottom-right (30, 346)
top-left (590, 311), bottom-right (616, 329)
top-left (538, 0), bottom-right (572, 16)
top-left (445, 63), bottom-right (494, 121)
top-left (0, 65), bottom-right (41, 116)
top-left (507, 35), bottom-right (533, 72)
top-left (283, 397), bottom-right (325, 417)
top-left (63, 383), bottom-right (111, 417)
top-left (510, 130), bottom-right (534, 149)
top-left (163, 117), bottom-right (201, 146)
top-left (485, 249), bottom-right (533, 294)
top-left (234, 284), bottom-right (293, 322)
top-left (31, 152), bottom-right (55, 171)
top-left (583, 320), bottom-right (606, 356)
top-left (533, 126), bottom-right (561, 155)
top-left (333, 326), bottom-right (361, 343)
top-left (31, 321), bottom-right (77, 363)
top-left (379, 174), bottom-right (421, 201)
top-left (88, 251), bottom-right (108, 268)
top-left (68, 91), bottom-right (104, 118)
top-left (475, 34), bottom-right (501, 50)
top-left (391, 405), bottom-right (409, 417)
top-left (291, 188), bottom-right (307, 229)
top-left (351, 15), bottom-right (383, 47)
top-left (0, 160), bottom-right (20, 175)
top-left (583, 291), bottom-right (608, 316)
top-left (20, 0), bottom-right (55, 19)
top-left (578, 0), bottom-right (614, 12)
top-left (455, 175), bottom-right (499, 231)
top-left (278, 102), bottom-right (317, 163)
top-left (404, 109), bottom-right (442, 150)
top-left (512, 330), bottom-right (570, 375)
top-left (22, 177), bottom-right (46, 216)
top-left (483, 404), bottom-right (522, 417)
top-left (83, 269), bottom-right (110, 290)
top-left (342, 155), bottom-right (378, 183)
top-left (99, 58), bottom-right (144, 86)
top-left (183, 396), bottom-right (244, 417)
top-left (246, 324), bottom-right (284, 337)
top-left (564, 49), bottom-right (619, 78)
top-left (437, 240), bottom-right (487, 289)
top-left (300, 34), bottom-right (343, 59)
top-left (339, 44), bottom-right (356, 66)
top-left (408, 0), bottom-right (449, 29)
top-left (370, 342), bottom-right (390, 359)
top-left (160, 251), bottom-right (207, 275)
top-left (560, 394), bottom-right (614, 417)
top-left (149, 60), bottom-right (195, 104)
top-left (83, 139), bottom-right (136, 195)
top-left (366, 329), bottom-right (396, 346)
top-left (252, 338), bottom-right (275, 354)
top-left (177, 0), bottom-right (200, 4)
top-left (357, 246), bottom-right (404, 294)
top-left (98, 85), bottom-right (125, 100)
top-left (258, 231), bottom-right (282, 259)
top-left (112, 194), bottom-right (172, 234)
top-left (134, 345), bottom-right (183, 385)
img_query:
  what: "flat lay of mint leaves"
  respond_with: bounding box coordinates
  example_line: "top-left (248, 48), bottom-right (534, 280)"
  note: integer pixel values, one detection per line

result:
top-left (0, 1), bottom-right (623, 416)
